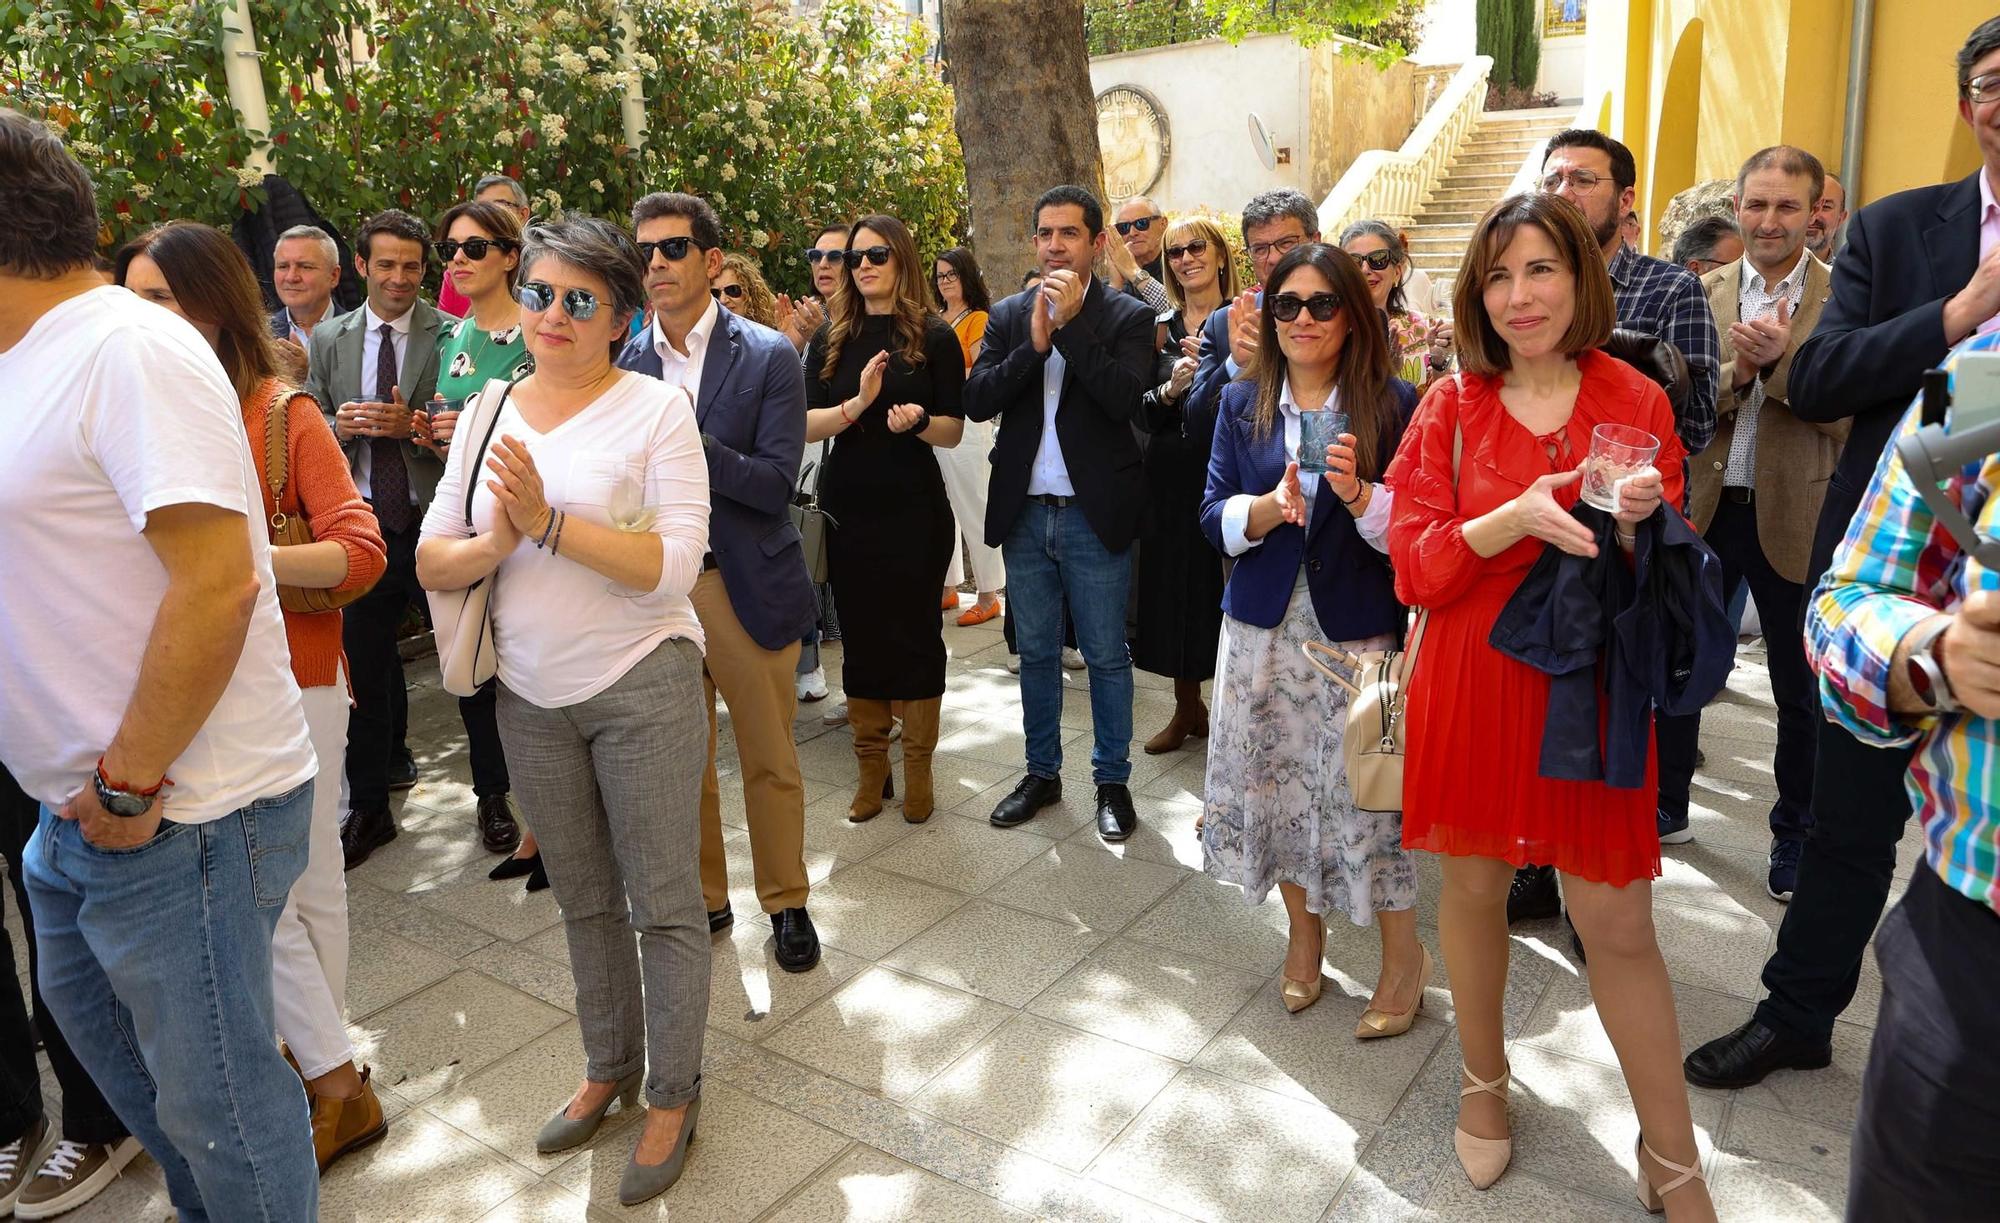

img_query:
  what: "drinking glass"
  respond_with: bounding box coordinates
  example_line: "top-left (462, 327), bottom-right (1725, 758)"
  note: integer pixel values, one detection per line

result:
top-left (430, 396), bottom-right (465, 448)
top-left (1298, 409), bottom-right (1349, 475)
top-left (1579, 423), bottom-right (1661, 513)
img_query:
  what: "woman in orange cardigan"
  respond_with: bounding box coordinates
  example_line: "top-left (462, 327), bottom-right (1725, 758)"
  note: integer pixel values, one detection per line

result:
top-left (117, 223), bottom-right (388, 1174)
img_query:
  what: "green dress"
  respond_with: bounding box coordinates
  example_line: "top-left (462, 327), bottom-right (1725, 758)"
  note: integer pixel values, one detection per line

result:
top-left (434, 316), bottom-right (534, 406)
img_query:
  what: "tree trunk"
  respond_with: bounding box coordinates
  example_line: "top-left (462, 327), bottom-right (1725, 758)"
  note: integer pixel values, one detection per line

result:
top-left (940, 0), bottom-right (1104, 280)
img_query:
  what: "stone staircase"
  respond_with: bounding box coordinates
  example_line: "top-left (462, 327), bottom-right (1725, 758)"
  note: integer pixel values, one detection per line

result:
top-left (1404, 108), bottom-right (1576, 308)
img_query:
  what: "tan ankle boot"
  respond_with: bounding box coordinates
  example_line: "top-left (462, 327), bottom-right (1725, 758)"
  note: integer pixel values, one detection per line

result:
top-left (847, 698), bottom-right (896, 821)
top-left (899, 697), bottom-right (941, 823)
top-left (312, 1066), bottom-right (388, 1173)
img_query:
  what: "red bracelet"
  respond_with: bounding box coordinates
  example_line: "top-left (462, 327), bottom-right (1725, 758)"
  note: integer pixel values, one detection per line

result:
top-left (97, 756), bottom-right (170, 796)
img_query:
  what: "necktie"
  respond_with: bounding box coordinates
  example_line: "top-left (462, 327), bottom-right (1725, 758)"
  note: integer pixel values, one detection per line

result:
top-left (371, 322), bottom-right (412, 531)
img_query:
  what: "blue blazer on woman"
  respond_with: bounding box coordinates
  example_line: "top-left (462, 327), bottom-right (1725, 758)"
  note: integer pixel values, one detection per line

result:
top-left (1199, 377), bottom-right (1417, 641)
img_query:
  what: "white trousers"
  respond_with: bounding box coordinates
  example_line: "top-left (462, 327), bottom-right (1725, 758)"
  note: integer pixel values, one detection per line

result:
top-left (936, 417), bottom-right (1006, 593)
top-left (272, 675), bottom-right (355, 1079)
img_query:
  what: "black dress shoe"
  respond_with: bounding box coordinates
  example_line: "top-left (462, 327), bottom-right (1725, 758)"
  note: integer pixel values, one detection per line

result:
top-left (1684, 1018), bottom-right (1832, 1089)
top-left (989, 774), bottom-right (1061, 828)
top-left (1095, 783), bottom-right (1137, 842)
top-left (772, 907), bottom-right (820, 973)
top-left (1506, 864), bottom-right (1560, 924)
top-left (387, 750), bottom-right (419, 792)
top-left (341, 806), bottom-right (398, 871)
top-left (708, 904), bottom-right (734, 934)
top-left (477, 794), bottom-right (520, 854)
top-left (488, 852), bottom-right (539, 881)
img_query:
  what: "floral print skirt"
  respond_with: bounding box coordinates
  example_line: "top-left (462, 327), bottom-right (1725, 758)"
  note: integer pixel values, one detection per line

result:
top-left (1200, 580), bottom-right (1416, 926)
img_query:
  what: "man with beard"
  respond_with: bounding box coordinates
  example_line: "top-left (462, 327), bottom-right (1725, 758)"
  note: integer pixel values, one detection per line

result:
top-left (1807, 172), bottom-right (1848, 263)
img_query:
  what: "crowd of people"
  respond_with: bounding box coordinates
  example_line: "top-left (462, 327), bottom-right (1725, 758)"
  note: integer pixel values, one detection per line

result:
top-left (0, 14), bottom-right (1996, 1221)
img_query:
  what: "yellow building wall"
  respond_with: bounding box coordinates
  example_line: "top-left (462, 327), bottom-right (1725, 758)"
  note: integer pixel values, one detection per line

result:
top-left (1580, 0), bottom-right (1989, 251)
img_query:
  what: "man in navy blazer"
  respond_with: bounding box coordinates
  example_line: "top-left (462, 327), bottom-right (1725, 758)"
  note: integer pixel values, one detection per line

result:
top-left (965, 186), bottom-right (1156, 842)
top-left (1181, 189), bottom-right (1323, 446)
top-left (1683, 15), bottom-right (2000, 1094)
top-left (617, 192), bottom-right (822, 972)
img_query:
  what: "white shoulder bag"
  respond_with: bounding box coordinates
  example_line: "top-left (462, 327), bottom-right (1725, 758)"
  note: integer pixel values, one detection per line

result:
top-left (427, 378), bottom-right (513, 697)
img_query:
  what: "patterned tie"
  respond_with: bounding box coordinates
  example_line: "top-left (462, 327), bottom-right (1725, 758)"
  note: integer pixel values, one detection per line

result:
top-left (370, 322), bottom-right (412, 532)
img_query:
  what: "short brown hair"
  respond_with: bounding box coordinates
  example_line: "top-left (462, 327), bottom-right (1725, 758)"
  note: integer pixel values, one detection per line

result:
top-left (1734, 145), bottom-right (1825, 208)
top-left (1452, 193), bottom-right (1615, 377)
top-left (0, 109), bottom-right (99, 278)
top-left (114, 221), bottom-right (282, 401)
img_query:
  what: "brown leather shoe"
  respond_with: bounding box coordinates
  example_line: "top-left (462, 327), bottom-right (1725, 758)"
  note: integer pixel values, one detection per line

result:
top-left (312, 1067), bottom-right (389, 1173)
top-left (1143, 715), bottom-right (1188, 755)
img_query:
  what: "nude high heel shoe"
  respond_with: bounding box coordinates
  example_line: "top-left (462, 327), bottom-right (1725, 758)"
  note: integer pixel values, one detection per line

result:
top-left (1280, 913), bottom-right (1325, 1013)
top-left (1635, 1135), bottom-right (1707, 1214)
top-left (1356, 946), bottom-right (1433, 1039)
top-left (1453, 1063), bottom-right (1512, 1190)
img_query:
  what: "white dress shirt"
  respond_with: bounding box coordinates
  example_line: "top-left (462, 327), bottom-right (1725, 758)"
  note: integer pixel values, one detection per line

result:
top-left (1219, 380), bottom-right (1394, 556)
top-left (653, 297), bottom-right (720, 408)
top-left (1025, 342), bottom-right (1076, 496)
top-left (355, 300), bottom-right (416, 503)
top-left (1722, 253), bottom-right (1809, 488)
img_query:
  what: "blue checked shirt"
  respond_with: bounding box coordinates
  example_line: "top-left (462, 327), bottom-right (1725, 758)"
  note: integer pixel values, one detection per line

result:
top-left (1609, 243), bottom-right (1721, 455)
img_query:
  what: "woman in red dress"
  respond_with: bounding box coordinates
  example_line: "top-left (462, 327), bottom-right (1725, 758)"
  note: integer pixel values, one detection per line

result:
top-left (1386, 194), bottom-right (1716, 1221)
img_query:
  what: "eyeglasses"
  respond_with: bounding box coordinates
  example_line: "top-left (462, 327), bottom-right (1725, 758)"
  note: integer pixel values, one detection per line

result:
top-left (1268, 291), bottom-right (1343, 323)
top-left (804, 247), bottom-right (839, 263)
top-left (434, 237), bottom-right (517, 262)
top-left (1114, 215), bottom-right (1163, 236)
top-left (636, 236), bottom-right (697, 264)
top-left (518, 281), bottom-right (602, 320)
top-left (1969, 72), bottom-right (2000, 103)
top-left (1346, 248), bottom-right (1398, 272)
top-left (1686, 257), bottom-right (1729, 276)
top-left (710, 284), bottom-right (745, 300)
top-left (1247, 234), bottom-right (1304, 263)
top-left (1164, 238), bottom-right (1209, 261)
top-left (843, 246), bottom-right (892, 268)
top-left (1539, 169), bottom-right (1606, 194)
top-left (934, 269), bottom-right (960, 283)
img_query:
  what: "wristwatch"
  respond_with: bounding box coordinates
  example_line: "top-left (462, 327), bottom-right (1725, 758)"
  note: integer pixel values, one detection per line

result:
top-left (1904, 619), bottom-right (1961, 714)
top-left (93, 758), bottom-right (166, 818)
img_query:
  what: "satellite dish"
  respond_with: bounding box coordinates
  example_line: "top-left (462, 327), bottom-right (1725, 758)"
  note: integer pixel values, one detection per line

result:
top-left (1248, 112), bottom-right (1278, 171)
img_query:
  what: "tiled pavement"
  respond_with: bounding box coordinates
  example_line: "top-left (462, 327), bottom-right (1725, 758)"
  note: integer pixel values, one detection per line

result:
top-left (14, 614), bottom-right (1906, 1221)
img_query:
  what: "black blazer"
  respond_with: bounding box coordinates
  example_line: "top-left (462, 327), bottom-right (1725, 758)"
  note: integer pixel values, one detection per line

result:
top-left (964, 276), bottom-right (1157, 551)
top-left (1790, 171), bottom-right (1983, 582)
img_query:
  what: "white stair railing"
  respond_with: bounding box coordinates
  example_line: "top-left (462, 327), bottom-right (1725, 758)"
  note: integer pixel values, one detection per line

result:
top-left (1317, 54), bottom-right (1493, 235)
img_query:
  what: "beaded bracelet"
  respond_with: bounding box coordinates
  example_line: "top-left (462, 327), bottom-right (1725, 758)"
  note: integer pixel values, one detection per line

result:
top-left (535, 508), bottom-right (558, 550)
top-left (551, 510), bottom-right (567, 556)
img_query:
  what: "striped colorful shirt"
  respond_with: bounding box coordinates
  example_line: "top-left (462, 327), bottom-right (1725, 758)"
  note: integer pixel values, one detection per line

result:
top-left (1807, 329), bottom-right (2000, 913)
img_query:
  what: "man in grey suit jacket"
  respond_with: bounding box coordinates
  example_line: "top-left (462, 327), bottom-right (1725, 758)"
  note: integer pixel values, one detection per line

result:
top-left (616, 192), bottom-right (822, 972)
top-left (303, 209), bottom-right (467, 868)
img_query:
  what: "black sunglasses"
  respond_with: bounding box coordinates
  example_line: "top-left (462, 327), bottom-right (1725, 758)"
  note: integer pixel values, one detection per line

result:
top-left (434, 237), bottom-right (517, 262)
top-left (1347, 248), bottom-right (1398, 272)
top-left (803, 247), bottom-right (839, 263)
top-left (1114, 215), bottom-right (1163, 236)
top-left (1164, 238), bottom-right (1209, 261)
top-left (843, 246), bottom-right (892, 268)
top-left (1268, 291), bottom-right (1343, 323)
top-left (636, 236), bottom-right (698, 264)
top-left (710, 284), bottom-right (745, 300)
top-left (517, 281), bottom-right (601, 320)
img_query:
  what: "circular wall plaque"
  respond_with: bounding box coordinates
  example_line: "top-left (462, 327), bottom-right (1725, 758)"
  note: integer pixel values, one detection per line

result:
top-left (1096, 85), bottom-right (1169, 201)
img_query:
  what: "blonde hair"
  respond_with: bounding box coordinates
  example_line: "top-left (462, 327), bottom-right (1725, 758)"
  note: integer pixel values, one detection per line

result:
top-left (1161, 216), bottom-right (1238, 310)
top-left (718, 252), bottom-right (778, 328)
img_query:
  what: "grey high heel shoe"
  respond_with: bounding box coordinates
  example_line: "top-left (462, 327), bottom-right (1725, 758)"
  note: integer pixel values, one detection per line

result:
top-left (618, 1095), bottom-right (700, 1206)
top-left (535, 1069), bottom-right (642, 1154)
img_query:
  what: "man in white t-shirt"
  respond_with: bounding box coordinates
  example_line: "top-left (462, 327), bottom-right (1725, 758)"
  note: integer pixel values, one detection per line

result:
top-left (0, 110), bottom-right (320, 1219)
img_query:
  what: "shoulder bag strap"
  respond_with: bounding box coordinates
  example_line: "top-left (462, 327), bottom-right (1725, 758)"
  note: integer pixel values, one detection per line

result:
top-left (263, 386), bottom-right (293, 521)
top-left (460, 378), bottom-right (516, 527)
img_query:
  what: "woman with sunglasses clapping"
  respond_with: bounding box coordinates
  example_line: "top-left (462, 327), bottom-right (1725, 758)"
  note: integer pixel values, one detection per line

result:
top-left (1198, 243), bottom-right (1429, 1029)
top-left (804, 214), bottom-right (965, 824)
top-left (1340, 220), bottom-right (1453, 394)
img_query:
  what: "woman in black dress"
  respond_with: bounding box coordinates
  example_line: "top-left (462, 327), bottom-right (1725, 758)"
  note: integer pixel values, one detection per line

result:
top-left (804, 213), bottom-right (965, 824)
top-left (1133, 216), bottom-right (1236, 753)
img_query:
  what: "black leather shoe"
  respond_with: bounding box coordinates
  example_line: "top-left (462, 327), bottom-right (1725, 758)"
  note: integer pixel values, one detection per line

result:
top-left (387, 750), bottom-right (419, 792)
top-left (772, 907), bottom-right (820, 973)
top-left (989, 774), bottom-right (1061, 828)
top-left (1506, 864), bottom-right (1560, 924)
top-left (708, 904), bottom-right (734, 934)
top-left (1684, 1018), bottom-right (1832, 1089)
top-left (341, 806), bottom-right (398, 871)
top-left (1095, 783), bottom-right (1138, 842)
top-left (477, 795), bottom-right (520, 854)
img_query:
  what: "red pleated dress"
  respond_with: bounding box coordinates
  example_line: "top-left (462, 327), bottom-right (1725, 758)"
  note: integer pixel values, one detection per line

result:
top-left (1384, 351), bottom-right (1687, 886)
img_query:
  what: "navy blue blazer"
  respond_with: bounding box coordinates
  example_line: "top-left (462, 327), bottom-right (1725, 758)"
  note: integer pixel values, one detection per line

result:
top-left (617, 307), bottom-right (818, 651)
top-left (1199, 377), bottom-right (1418, 642)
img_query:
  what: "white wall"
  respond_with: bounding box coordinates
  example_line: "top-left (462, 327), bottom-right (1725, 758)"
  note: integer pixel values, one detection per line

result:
top-left (1088, 35), bottom-right (1311, 214)
top-left (1537, 33), bottom-right (1590, 100)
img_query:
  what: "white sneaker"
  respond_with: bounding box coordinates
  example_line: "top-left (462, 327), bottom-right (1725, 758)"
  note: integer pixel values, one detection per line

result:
top-left (1006, 655), bottom-right (1022, 675)
top-left (795, 666), bottom-right (829, 703)
top-left (1062, 648), bottom-right (1086, 670)
top-left (821, 701), bottom-right (849, 726)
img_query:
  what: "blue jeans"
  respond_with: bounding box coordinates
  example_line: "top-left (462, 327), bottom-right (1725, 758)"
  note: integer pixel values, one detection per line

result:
top-left (1002, 499), bottom-right (1133, 784)
top-left (24, 783), bottom-right (318, 1222)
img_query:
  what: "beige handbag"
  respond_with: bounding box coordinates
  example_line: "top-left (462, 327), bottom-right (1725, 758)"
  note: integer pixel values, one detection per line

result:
top-left (425, 379), bottom-right (513, 697)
